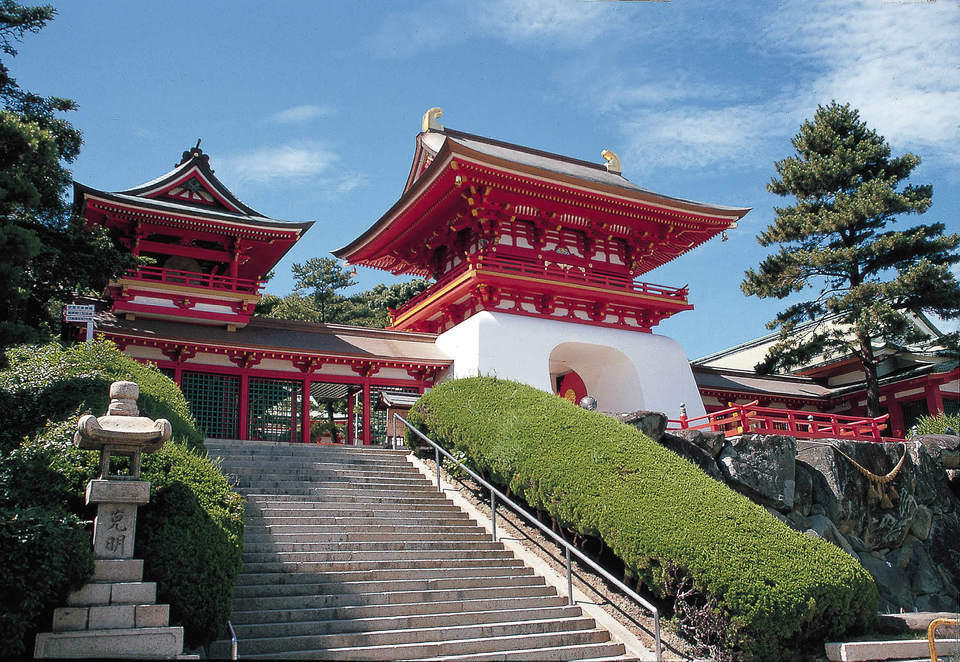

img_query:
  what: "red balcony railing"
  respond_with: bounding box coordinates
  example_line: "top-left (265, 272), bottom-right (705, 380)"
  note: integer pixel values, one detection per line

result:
top-left (124, 266), bottom-right (263, 294)
top-left (475, 254), bottom-right (689, 301)
top-left (391, 254), bottom-right (689, 319)
top-left (667, 401), bottom-right (895, 443)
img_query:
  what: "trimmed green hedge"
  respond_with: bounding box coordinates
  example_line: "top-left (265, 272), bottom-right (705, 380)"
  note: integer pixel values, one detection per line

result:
top-left (0, 340), bottom-right (243, 657)
top-left (407, 377), bottom-right (877, 660)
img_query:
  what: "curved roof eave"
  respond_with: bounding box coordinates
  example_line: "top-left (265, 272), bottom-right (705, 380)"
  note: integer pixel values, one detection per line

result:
top-left (335, 131), bottom-right (751, 263)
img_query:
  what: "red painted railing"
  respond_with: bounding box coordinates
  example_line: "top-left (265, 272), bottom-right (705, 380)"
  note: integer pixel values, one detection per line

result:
top-left (125, 266), bottom-right (263, 294)
top-left (391, 254), bottom-right (689, 319)
top-left (475, 254), bottom-right (689, 302)
top-left (667, 401), bottom-right (895, 443)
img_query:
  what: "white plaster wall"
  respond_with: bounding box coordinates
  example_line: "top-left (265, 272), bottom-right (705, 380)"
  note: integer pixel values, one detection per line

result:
top-left (435, 311), bottom-right (704, 419)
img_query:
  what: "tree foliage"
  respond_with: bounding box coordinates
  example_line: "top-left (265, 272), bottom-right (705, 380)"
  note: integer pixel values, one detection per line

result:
top-left (0, 2), bottom-right (134, 357)
top-left (742, 102), bottom-right (960, 415)
top-left (256, 257), bottom-right (429, 329)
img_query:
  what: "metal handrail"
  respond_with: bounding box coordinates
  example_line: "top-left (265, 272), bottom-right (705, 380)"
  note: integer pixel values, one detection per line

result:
top-left (395, 414), bottom-right (662, 662)
top-left (228, 619), bottom-right (238, 660)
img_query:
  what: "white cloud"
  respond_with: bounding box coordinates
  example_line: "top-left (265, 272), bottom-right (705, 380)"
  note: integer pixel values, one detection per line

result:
top-left (366, 0), bottom-right (622, 58)
top-left (774, 0), bottom-right (960, 157)
top-left (601, 0), bottom-right (960, 172)
top-left (269, 104), bottom-right (335, 125)
top-left (218, 142), bottom-right (338, 185)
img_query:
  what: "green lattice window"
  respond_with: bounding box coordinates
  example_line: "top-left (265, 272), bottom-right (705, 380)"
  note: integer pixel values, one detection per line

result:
top-left (248, 377), bottom-right (303, 442)
top-left (181, 371), bottom-right (240, 439)
top-left (157, 367), bottom-right (175, 381)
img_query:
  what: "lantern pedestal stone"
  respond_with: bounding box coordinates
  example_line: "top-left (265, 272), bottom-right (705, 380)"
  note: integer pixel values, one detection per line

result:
top-left (34, 382), bottom-right (188, 659)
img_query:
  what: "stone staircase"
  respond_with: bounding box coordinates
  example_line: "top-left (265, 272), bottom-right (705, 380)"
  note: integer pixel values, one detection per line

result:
top-left (206, 439), bottom-right (630, 660)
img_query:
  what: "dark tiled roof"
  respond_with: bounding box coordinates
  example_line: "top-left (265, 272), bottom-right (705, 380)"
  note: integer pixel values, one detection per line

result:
top-left (693, 365), bottom-right (831, 400)
top-left (96, 309), bottom-right (452, 364)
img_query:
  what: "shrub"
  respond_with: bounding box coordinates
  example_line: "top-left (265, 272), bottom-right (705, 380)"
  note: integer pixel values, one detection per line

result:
top-left (140, 443), bottom-right (245, 649)
top-left (407, 377), bottom-right (877, 661)
top-left (0, 340), bottom-right (202, 453)
top-left (0, 340), bottom-right (242, 655)
top-left (0, 505), bottom-right (93, 660)
top-left (914, 411), bottom-right (960, 436)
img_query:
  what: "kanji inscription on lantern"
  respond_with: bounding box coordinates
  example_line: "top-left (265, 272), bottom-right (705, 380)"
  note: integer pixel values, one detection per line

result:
top-left (92, 503), bottom-right (138, 559)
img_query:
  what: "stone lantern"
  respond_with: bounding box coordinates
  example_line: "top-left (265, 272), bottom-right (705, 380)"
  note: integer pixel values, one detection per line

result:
top-left (35, 381), bottom-right (186, 659)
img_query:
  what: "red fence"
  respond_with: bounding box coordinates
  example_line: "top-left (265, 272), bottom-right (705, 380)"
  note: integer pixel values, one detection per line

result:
top-left (126, 266), bottom-right (262, 294)
top-left (667, 401), bottom-right (895, 443)
top-left (476, 254), bottom-right (689, 302)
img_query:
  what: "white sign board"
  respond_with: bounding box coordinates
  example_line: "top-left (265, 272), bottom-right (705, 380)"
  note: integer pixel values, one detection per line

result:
top-left (64, 304), bottom-right (96, 323)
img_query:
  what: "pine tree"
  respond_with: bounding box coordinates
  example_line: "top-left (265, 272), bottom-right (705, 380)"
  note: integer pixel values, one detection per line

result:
top-left (0, 2), bottom-right (134, 360)
top-left (742, 101), bottom-right (960, 416)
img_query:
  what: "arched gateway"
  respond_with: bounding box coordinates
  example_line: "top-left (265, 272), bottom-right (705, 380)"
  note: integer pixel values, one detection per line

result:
top-left (74, 113), bottom-right (748, 440)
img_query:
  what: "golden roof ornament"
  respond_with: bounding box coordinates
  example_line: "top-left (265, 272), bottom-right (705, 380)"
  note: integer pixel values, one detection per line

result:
top-left (601, 149), bottom-right (621, 175)
top-left (422, 107), bottom-right (444, 132)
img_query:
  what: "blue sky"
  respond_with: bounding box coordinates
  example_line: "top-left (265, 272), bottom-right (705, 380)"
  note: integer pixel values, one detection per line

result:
top-left (11, 0), bottom-right (960, 359)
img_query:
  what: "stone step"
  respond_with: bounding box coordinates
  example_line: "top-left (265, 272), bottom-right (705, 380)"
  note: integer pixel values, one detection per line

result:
top-left (228, 595), bottom-right (572, 625)
top-left (244, 514), bottom-right (474, 527)
top-left (240, 548), bottom-right (515, 563)
top-left (207, 439), bottom-right (632, 661)
top-left (231, 604), bottom-right (584, 639)
top-left (207, 444), bottom-right (406, 459)
top-left (239, 628), bottom-right (613, 660)
top-left (416, 641), bottom-right (629, 661)
top-left (238, 557), bottom-right (528, 574)
top-left (825, 638), bottom-right (960, 662)
top-left (34, 626), bottom-right (185, 659)
top-left (243, 531), bottom-right (491, 544)
top-left (245, 505), bottom-right (466, 518)
top-left (232, 574), bottom-right (545, 598)
top-left (234, 565), bottom-right (536, 585)
top-left (232, 584), bottom-right (557, 612)
top-left (246, 496), bottom-right (447, 505)
top-left (242, 540), bottom-right (505, 553)
top-left (233, 616), bottom-right (599, 655)
top-left (220, 460), bottom-right (423, 474)
top-left (233, 472), bottom-right (426, 484)
top-left (66, 582), bottom-right (157, 607)
top-left (235, 479), bottom-right (437, 491)
top-left (245, 523), bottom-right (484, 537)
top-left (238, 486), bottom-right (446, 498)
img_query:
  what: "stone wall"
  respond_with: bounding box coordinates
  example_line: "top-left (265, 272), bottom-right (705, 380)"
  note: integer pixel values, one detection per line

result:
top-left (616, 412), bottom-right (960, 613)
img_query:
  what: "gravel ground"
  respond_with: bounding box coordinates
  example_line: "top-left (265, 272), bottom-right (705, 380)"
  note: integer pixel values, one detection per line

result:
top-left (415, 453), bottom-right (700, 661)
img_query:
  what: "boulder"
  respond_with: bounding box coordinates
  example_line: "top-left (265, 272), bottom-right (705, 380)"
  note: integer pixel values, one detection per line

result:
top-left (793, 461), bottom-right (815, 517)
top-left (657, 432), bottom-right (722, 480)
top-left (928, 511), bottom-right (960, 584)
top-left (910, 505), bottom-right (933, 540)
top-left (718, 434), bottom-right (796, 511)
top-left (913, 434), bottom-right (960, 469)
top-left (806, 514), bottom-right (856, 556)
top-left (857, 552), bottom-right (915, 611)
top-left (609, 410), bottom-right (667, 442)
top-left (670, 429), bottom-right (726, 459)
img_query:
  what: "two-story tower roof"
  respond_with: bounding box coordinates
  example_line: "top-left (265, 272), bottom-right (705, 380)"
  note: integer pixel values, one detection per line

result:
top-left (75, 143), bottom-right (314, 329)
top-left (335, 113), bottom-right (750, 335)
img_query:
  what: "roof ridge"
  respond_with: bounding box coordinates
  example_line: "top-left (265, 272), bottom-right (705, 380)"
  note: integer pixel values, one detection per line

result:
top-left (431, 127), bottom-right (617, 175)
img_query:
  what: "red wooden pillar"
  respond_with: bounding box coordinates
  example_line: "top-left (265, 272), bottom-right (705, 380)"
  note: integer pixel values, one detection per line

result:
top-left (346, 391), bottom-right (355, 445)
top-left (888, 400), bottom-right (904, 438)
top-left (362, 380), bottom-right (372, 446)
top-left (173, 364), bottom-right (183, 386)
top-left (302, 377), bottom-right (312, 444)
top-left (239, 373), bottom-right (249, 441)
top-left (926, 382), bottom-right (944, 416)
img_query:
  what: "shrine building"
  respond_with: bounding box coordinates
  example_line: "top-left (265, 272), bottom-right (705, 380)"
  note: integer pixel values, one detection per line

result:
top-left (75, 110), bottom-right (751, 443)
